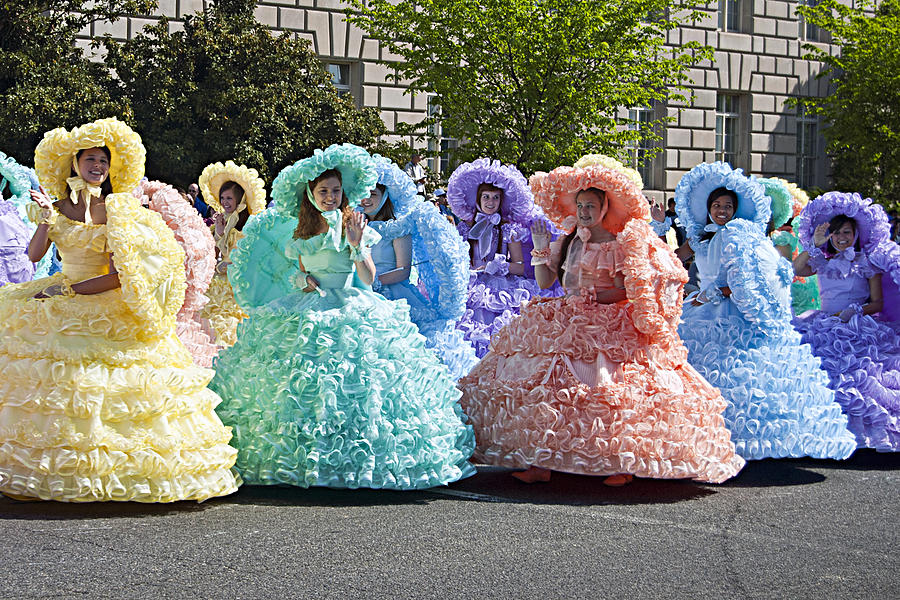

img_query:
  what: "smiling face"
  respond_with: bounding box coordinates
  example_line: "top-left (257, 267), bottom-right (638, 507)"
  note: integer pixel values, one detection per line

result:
top-left (575, 189), bottom-right (607, 229)
top-left (359, 187), bottom-right (383, 217)
top-left (311, 175), bottom-right (343, 212)
top-left (478, 189), bottom-right (502, 216)
top-left (830, 221), bottom-right (856, 251)
top-left (709, 194), bottom-right (736, 226)
top-left (76, 147), bottom-right (110, 186)
top-left (220, 188), bottom-right (238, 214)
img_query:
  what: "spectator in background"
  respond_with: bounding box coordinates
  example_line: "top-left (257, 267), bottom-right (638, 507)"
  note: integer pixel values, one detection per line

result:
top-left (667, 198), bottom-right (686, 246)
top-left (404, 152), bottom-right (427, 195)
top-left (433, 188), bottom-right (456, 225)
top-left (890, 213), bottom-right (900, 245)
top-left (188, 182), bottom-right (210, 219)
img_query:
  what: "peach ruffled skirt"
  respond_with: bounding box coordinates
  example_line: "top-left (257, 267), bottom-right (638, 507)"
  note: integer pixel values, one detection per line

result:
top-left (459, 295), bottom-right (745, 483)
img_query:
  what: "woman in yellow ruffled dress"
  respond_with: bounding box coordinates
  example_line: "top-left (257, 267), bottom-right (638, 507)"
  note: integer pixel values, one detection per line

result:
top-left (0, 118), bottom-right (239, 502)
top-left (197, 161), bottom-right (266, 348)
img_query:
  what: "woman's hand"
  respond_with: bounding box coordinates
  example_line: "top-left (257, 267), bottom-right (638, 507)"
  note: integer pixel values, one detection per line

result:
top-left (30, 188), bottom-right (54, 221)
top-left (812, 222), bottom-right (830, 247)
top-left (302, 273), bottom-right (321, 294)
top-left (214, 212), bottom-right (226, 237)
top-left (531, 220), bottom-right (551, 250)
top-left (650, 201), bottom-right (666, 223)
top-left (346, 211), bottom-right (367, 247)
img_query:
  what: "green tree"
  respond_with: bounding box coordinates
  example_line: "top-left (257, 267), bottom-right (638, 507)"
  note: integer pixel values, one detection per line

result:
top-left (103, 0), bottom-right (387, 187)
top-left (348, 0), bottom-right (711, 173)
top-left (0, 0), bottom-right (153, 163)
top-left (797, 0), bottom-right (900, 212)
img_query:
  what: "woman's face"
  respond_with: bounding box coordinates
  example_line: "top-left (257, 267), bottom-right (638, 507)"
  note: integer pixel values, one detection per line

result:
top-left (575, 190), bottom-right (606, 229)
top-left (359, 188), bottom-right (383, 217)
top-left (311, 176), bottom-right (343, 212)
top-left (831, 221), bottom-right (856, 251)
top-left (220, 188), bottom-right (239, 214)
top-left (478, 189), bottom-right (502, 216)
top-left (709, 194), bottom-right (736, 226)
top-left (77, 148), bottom-right (110, 186)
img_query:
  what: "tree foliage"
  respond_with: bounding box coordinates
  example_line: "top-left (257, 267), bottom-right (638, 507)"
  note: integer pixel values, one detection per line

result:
top-left (348, 0), bottom-right (711, 173)
top-left (0, 0), bottom-right (153, 163)
top-left (104, 0), bottom-right (386, 187)
top-left (797, 0), bottom-right (900, 212)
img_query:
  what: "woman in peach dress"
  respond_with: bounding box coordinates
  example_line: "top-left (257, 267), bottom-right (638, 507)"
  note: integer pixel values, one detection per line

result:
top-left (458, 163), bottom-right (745, 485)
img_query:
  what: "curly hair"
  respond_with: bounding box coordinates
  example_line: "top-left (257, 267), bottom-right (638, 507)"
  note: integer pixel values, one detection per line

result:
top-left (293, 168), bottom-right (354, 239)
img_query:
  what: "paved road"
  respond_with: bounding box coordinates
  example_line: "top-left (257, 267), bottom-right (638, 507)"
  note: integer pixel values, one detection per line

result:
top-left (1, 450), bottom-right (897, 599)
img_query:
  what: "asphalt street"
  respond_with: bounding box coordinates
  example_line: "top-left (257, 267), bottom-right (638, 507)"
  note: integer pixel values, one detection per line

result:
top-left (1, 450), bottom-right (897, 600)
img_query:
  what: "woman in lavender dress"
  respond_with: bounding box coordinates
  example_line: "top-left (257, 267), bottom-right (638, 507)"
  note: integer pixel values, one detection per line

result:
top-left (793, 192), bottom-right (900, 451)
top-left (0, 152), bottom-right (36, 286)
top-left (447, 158), bottom-right (559, 357)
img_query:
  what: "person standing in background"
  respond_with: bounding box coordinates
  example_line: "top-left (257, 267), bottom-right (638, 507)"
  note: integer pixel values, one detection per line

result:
top-left (404, 152), bottom-right (427, 195)
top-left (188, 182), bottom-right (210, 219)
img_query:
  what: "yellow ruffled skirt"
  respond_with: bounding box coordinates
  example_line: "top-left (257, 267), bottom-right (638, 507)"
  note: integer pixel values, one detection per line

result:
top-left (199, 274), bottom-right (246, 348)
top-left (0, 275), bottom-right (240, 502)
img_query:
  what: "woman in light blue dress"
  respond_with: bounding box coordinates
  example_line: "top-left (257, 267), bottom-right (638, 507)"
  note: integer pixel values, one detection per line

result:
top-left (675, 162), bottom-right (856, 461)
top-left (210, 144), bottom-right (475, 489)
top-left (359, 155), bottom-right (478, 380)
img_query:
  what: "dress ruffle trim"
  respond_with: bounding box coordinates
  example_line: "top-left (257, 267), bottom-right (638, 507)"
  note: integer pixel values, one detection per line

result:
top-left (228, 209), bottom-right (300, 309)
top-left (106, 194), bottom-right (187, 333)
top-left (759, 177), bottom-right (793, 229)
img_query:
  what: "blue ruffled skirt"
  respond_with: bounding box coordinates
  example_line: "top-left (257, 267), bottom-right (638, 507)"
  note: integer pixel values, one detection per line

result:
top-left (679, 299), bottom-right (857, 460)
top-left (210, 284), bottom-right (477, 489)
top-left (379, 280), bottom-right (478, 380)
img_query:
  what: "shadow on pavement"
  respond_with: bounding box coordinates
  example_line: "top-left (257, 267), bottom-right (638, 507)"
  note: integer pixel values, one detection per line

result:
top-left (788, 448), bottom-right (900, 472)
top-left (428, 466), bottom-right (717, 506)
top-left (0, 496), bottom-right (209, 521)
top-left (223, 485), bottom-right (439, 508)
top-left (718, 458), bottom-right (826, 488)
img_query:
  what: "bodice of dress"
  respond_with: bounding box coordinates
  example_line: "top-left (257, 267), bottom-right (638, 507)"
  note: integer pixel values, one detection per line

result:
top-left (285, 223), bottom-right (381, 290)
top-left (50, 215), bottom-right (110, 281)
top-left (371, 236), bottom-right (401, 278)
top-left (691, 232), bottom-right (729, 291)
top-left (818, 272), bottom-right (871, 313)
top-left (548, 236), bottom-right (623, 296)
top-left (460, 221), bottom-right (527, 269)
top-left (213, 226), bottom-right (244, 262)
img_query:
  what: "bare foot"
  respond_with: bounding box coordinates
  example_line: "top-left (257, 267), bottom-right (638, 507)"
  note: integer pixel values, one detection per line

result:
top-left (512, 466), bottom-right (552, 483)
top-left (603, 473), bottom-right (634, 487)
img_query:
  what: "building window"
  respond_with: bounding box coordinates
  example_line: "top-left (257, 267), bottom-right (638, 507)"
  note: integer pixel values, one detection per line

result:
top-left (796, 104), bottom-right (819, 189)
top-left (800, 0), bottom-right (822, 42)
top-left (325, 63), bottom-right (351, 97)
top-left (718, 0), bottom-right (748, 33)
top-left (426, 96), bottom-right (460, 174)
top-left (715, 94), bottom-right (745, 168)
top-left (627, 106), bottom-right (660, 189)
top-left (439, 139), bottom-right (459, 175)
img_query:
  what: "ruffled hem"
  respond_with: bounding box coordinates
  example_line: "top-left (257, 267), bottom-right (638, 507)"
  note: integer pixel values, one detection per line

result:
top-left (680, 312), bottom-right (858, 460)
top-left (210, 288), bottom-right (476, 489)
top-left (793, 310), bottom-right (900, 451)
top-left (0, 454), bottom-right (239, 503)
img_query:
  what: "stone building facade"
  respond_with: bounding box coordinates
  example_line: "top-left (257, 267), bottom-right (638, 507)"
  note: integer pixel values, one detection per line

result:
top-left (87, 0), bottom-right (841, 197)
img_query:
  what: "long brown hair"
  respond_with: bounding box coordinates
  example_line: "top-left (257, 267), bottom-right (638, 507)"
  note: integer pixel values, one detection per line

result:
top-left (369, 184), bottom-right (395, 222)
top-left (293, 168), bottom-right (354, 239)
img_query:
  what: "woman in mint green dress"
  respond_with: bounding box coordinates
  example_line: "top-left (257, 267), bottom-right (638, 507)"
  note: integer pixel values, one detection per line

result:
top-left (209, 144), bottom-right (476, 489)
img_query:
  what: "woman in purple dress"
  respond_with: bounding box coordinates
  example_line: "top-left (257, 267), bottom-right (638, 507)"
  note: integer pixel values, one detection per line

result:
top-left (793, 192), bottom-right (900, 451)
top-left (0, 152), bottom-right (36, 286)
top-left (447, 158), bottom-right (558, 357)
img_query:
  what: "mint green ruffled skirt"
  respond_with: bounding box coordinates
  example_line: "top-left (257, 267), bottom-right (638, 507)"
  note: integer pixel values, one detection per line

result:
top-left (209, 286), bottom-right (476, 489)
